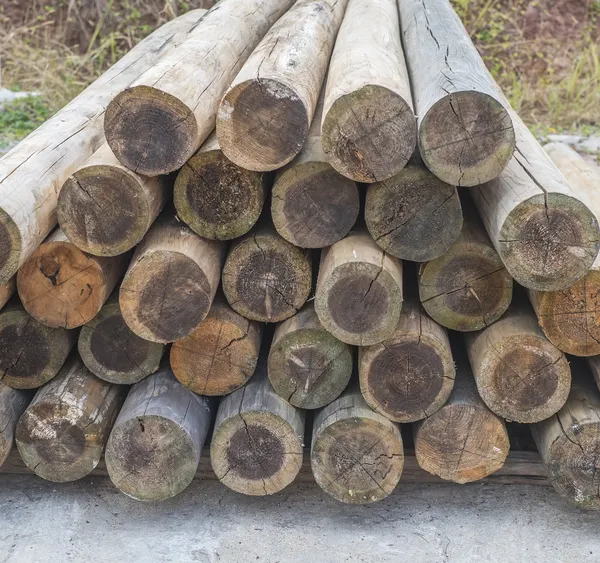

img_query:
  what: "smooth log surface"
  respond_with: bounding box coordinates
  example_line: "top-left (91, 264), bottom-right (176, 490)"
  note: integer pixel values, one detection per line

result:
top-left (119, 214), bottom-right (225, 343)
top-left (365, 159), bottom-right (463, 262)
top-left (268, 303), bottom-right (353, 409)
top-left (58, 143), bottom-right (170, 256)
top-left (465, 299), bottom-right (571, 423)
top-left (217, 0), bottom-right (348, 171)
top-left (106, 0), bottom-right (294, 176)
top-left (0, 300), bottom-right (77, 389)
top-left (0, 9), bottom-right (206, 285)
top-left (0, 383), bottom-right (30, 466)
top-left (105, 367), bottom-right (214, 501)
top-left (211, 368), bottom-right (305, 496)
top-left (397, 0), bottom-right (515, 186)
top-left (0, 277), bottom-right (15, 312)
top-left (17, 229), bottom-right (129, 329)
top-left (418, 196), bottom-right (512, 331)
top-left (174, 133), bottom-right (267, 240)
top-left (359, 298), bottom-right (455, 423)
top-left (311, 385), bottom-right (404, 503)
top-left (222, 225), bottom-right (312, 323)
top-left (78, 292), bottom-right (165, 385)
top-left (315, 230), bottom-right (403, 346)
top-left (321, 0), bottom-right (416, 182)
top-left (15, 357), bottom-right (125, 482)
top-left (170, 294), bottom-right (262, 396)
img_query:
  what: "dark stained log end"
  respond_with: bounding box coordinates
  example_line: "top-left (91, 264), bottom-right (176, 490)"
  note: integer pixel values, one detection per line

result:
top-left (0, 208), bottom-right (22, 286)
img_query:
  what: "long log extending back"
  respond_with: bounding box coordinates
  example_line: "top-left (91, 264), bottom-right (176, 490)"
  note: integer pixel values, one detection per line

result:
top-left (174, 133), bottom-right (267, 240)
top-left (359, 298), bottom-right (455, 422)
top-left (418, 196), bottom-right (512, 331)
top-left (321, 0), bottom-right (416, 183)
top-left (78, 292), bottom-right (165, 385)
top-left (470, 113), bottom-right (600, 292)
top-left (15, 357), bottom-right (125, 482)
top-left (105, 0), bottom-right (294, 176)
top-left (311, 384), bottom-right (404, 503)
top-left (465, 299), bottom-right (571, 423)
top-left (268, 303), bottom-right (353, 409)
top-left (17, 229), bottom-right (129, 329)
top-left (397, 0), bottom-right (515, 186)
top-left (170, 294), bottom-right (262, 396)
top-left (0, 9), bottom-right (207, 285)
top-left (365, 159), bottom-right (463, 261)
top-left (527, 144), bottom-right (600, 356)
top-left (0, 300), bottom-right (77, 389)
top-left (0, 383), bottom-right (30, 466)
top-left (57, 143), bottom-right (171, 256)
top-left (211, 368), bottom-right (305, 496)
top-left (119, 214), bottom-right (225, 343)
top-left (217, 0), bottom-right (348, 171)
top-left (414, 342), bottom-right (510, 483)
top-left (531, 372), bottom-right (600, 509)
top-left (105, 366), bottom-right (214, 501)
top-left (315, 230), bottom-right (403, 346)
top-left (0, 277), bottom-right (15, 312)
top-left (222, 225), bottom-right (312, 323)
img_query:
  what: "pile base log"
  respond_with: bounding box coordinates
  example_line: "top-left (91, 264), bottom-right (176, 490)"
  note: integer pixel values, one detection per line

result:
top-left (0, 382), bottom-right (30, 466)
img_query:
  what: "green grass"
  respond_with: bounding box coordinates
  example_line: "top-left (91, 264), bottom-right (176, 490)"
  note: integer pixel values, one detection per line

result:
top-left (0, 95), bottom-right (53, 150)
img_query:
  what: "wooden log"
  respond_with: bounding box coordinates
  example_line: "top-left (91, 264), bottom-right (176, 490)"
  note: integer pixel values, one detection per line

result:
top-left (173, 133), bottom-right (267, 240)
top-left (414, 343), bottom-right (510, 483)
top-left (0, 277), bottom-right (15, 312)
top-left (0, 383), bottom-right (30, 466)
top-left (531, 372), bottom-right (600, 509)
top-left (315, 230), bottom-right (403, 346)
top-left (78, 292), bottom-right (165, 385)
top-left (321, 0), bottom-right (416, 183)
top-left (222, 225), bottom-right (312, 323)
top-left (216, 0), bottom-right (348, 172)
top-left (105, 0), bottom-right (294, 176)
top-left (0, 9), bottom-right (207, 285)
top-left (268, 303), bottom-right (353, 409)
top-left (16, 228), bottom-right (129, 329)
top-left (119, 214), bottom-right (225, 343)
top-left (465, 298), bottom-right (571, 423)
top-left (418, 195), bottom-right (513, 331)
top-left (311, 384), bottom-right (404, 503)
top-left (57, 143), bottom-right (171, 257)
top-left (359, 298), bottom-right (455, 423)
top-left (15, 357), bottom-right (125, 482)
top-left (170, 294), bottom-right (262, 396)
top-left (210, 367), bottom-right (305, 496)
top-left (588, 356), bottom-right (600, 392)
top-left (0, 300), bottom-right (77, 389)
top-left (397, 0), bottom-right (515, 187)
top-left (105, 366), bottom-right (214, 501)
top-left (365, 159), bottom-right (463, 261)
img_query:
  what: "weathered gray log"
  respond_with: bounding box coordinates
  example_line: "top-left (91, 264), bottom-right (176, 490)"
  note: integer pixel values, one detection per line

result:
top-left (0, 383), bottom-right (30, 466)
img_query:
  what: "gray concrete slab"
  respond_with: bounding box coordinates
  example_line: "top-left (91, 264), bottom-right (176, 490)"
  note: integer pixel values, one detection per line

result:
top-left (0, 475), bottom-right (598, 563)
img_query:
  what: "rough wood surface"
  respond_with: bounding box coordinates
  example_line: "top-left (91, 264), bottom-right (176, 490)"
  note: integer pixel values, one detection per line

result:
top-left (268, 303), bottom-right (353, 409)
top-left (311, 384), bottom-right (404, 503)
top-left (15, 357), bottom-right (125, 482)
top-left (418, 195), bottom-right (513, 331)
top-left (105, 0), bottom-right (294, 176)
top-left (0, 9), bottom-right (207, 285)
top-left (174, 133), bottom-right (267, 240)
top-left (17, 228), bottom-right (129, 329)
top-left (58, 143), bottom-right (171, 257)
top-left (0, 383), bottom-right (30, 467)
top-left (0, 299), bottom-right (77, 389)
top-left (78, 292), bottom-right (165, 385)
top-left (170, 293), bottom-right (262, 396)
top-left (105, 366), bottom-right (214, 501)
top-left (359, 298), bottom-right (455, 423)
top-left (222, 224), bottom-right (312, 323)
top-left (119, 214), bottom-right (225, 343)
top-left (365, 159), bottom-right (463, 261)
top-left (0, 277), bottom-right (15, 312)
top-left (315, 230), bottom-right (403, 346)
top-left (217, 0), bottom-right (348, 171)
top-left (465, 298), bottom-right (571, 423)
top-left (211, 367), bottom-right (305, 496)
top-left (321, 0), bottom-right (416, 182)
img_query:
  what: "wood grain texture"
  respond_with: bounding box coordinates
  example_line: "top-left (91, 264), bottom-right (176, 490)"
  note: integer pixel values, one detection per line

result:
top-left (0, 277), bottom-right (16, 312)
top-left (0, 383), bottom-right (30, 467)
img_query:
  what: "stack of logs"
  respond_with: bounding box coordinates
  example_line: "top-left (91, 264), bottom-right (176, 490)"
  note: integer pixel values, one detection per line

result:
top-left (1, 0), bottom-right (600, 509)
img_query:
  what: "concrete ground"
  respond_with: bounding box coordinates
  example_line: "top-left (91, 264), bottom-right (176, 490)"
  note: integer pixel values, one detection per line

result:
top-left (0, 475), bottom-right (598, 563)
